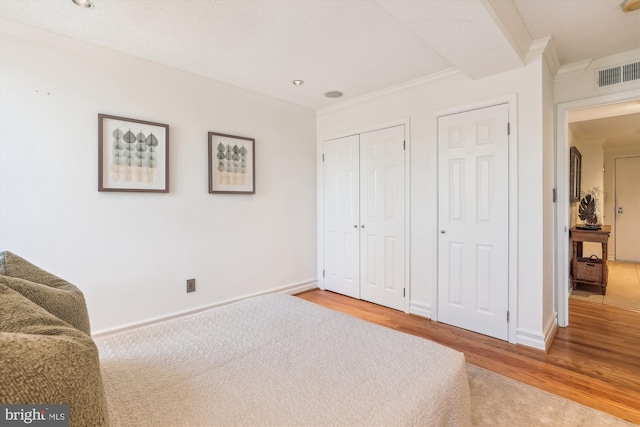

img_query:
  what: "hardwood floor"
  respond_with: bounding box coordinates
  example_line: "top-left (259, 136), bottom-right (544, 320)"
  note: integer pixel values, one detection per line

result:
top-left (296, 289), bottom-right (640, 424)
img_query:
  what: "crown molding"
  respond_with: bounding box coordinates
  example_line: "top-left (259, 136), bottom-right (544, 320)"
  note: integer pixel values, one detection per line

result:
top-left (526, 36), bottom-right (561, 77)
top-left (317, 68), bottom-right (464, 116)
top-left (556, 58), bottom-right (594, 79)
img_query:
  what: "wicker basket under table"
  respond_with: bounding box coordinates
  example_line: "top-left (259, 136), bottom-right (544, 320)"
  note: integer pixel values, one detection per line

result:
top-left (574, 255), bottom-right (603, 283)
top-left (570, 226), bottom-right (610, 295)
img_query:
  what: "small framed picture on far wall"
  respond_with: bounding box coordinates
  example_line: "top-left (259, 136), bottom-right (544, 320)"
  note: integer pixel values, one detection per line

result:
top-left (208, 132), bottom-right (255, 194)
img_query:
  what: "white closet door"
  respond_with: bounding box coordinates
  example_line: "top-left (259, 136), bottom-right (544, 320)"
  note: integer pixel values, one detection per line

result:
top-left (359, 126), bottom-right (405, 311)
top-left (438, 104), bottom-right (509, 340)
top-left (323, 135), bottom-right (360, 299)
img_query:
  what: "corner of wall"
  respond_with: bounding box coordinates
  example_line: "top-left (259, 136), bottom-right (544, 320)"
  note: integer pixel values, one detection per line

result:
top-left (543, 311), bottom-right (559, 352)
top-left (526, 36), bottom-right (560, 78)
top-left (515, 310), bottom-right (557, 351)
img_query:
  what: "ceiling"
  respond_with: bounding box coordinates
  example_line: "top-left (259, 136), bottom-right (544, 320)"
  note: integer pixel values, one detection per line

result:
top-left (0, 0), bottom-right (639, 147)
top-left (0, 0), bottom-right (639, 111)
top-left (570, 100), bottom-right (640, 147)
top-left (570, 112), bottom-right (640, 147)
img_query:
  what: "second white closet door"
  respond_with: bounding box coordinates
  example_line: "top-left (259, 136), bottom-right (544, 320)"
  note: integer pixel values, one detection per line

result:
top-left (359, 126), bottom-right (405, 311)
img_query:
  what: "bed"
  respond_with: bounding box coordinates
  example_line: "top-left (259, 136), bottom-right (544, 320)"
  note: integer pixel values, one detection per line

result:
top-left (95, 294), bottom-right (472, 426)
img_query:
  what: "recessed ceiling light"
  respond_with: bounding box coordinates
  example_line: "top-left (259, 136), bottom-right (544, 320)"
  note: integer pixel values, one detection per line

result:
top-left (292, 80), bottom-right (304, 86)
top-left (72, 0), bottom-right (94, 8)
top-left (324, 91), bottom-right (343, 99)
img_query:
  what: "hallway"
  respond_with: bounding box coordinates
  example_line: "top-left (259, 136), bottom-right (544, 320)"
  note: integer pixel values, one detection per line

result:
top-left (570, 261), bottom-right (640, 311)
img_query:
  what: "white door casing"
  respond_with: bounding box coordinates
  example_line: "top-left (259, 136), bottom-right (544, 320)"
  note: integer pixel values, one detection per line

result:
top-left (359, 126), bottom-right (406, 311)
top-left (615, 156), bottom-right (640, 262)
top-left (323, 135), bottom-right (360, 299)
top-left (555, 92), bottom-right (639, 328)
top-left (438, 104), bottom-right (509, 341)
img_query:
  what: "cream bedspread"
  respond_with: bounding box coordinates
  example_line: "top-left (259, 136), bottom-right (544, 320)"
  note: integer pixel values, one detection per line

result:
top-left (95, 294), bottom-right (471, 426)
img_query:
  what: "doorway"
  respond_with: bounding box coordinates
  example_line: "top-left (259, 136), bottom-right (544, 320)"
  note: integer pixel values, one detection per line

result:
top-left (570, 153), bottom-right (640, 311)
top-left (556, 94), bottom-right (640, 326)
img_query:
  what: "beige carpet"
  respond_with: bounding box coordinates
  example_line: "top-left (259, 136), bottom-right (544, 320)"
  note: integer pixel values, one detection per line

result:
top-left (468, 364), bottom-right (635, 426)
top-left (571, 261), bottom-right (640, 310)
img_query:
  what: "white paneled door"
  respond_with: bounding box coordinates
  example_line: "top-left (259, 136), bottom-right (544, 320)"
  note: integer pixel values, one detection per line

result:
top-left (323, 126), bottom-right (405, 311)
top-left (323, 135), bottom-right (360, 299)
top-left (359, 126), bottom-right (406, 311)
top-left (615, 156), bottom-right (640, 262)
top-left (438, 104), bottom-right (509, 341)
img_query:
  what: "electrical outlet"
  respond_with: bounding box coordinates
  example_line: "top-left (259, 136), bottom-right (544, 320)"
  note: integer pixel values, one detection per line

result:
top-left (186, 278), bottom-right (196, 293)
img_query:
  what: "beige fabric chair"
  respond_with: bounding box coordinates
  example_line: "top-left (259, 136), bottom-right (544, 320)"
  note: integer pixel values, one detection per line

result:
top-left (0, 252), bottom-right (108, 426)
top-left (0, 251), bottom-right (91, 335)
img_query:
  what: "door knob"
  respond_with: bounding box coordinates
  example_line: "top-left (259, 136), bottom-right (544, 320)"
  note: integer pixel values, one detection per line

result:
top-left (618, 207), bottom-right (623, 214)
top-left (354, 225), bottom-right (358, 228)
top-left (440, 230), bottom-right (446, 234)
top-left (361, 225), bottom-right (365, 228)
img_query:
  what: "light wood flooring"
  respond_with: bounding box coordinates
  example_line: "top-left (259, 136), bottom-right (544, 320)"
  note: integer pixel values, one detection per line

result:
top-left (571, 261), bottom-right (640, 311)
top-left (296, 289), bottom-right (640, 425)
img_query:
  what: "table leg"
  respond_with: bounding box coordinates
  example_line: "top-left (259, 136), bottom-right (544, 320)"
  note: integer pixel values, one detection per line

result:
top-left (572, 240), bottom-right (578, 289)
top-left (602, 241), bottom-right (608, 295)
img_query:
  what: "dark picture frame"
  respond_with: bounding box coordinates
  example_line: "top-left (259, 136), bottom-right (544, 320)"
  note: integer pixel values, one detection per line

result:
top-left (569, 146), bottom-right (581, 202)
top-left (98, 114), bottom-right (169, 192)
top-left (208, 132), bottom-right (255, 194)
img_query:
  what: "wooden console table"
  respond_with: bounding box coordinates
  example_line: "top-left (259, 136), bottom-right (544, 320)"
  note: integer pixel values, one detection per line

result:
top-left (570, 225), bottom-right (610, 295)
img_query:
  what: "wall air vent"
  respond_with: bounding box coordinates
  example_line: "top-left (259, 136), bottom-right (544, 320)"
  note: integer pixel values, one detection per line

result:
top-left (596, 62), bottom-right (640, 88)
top-left (623, 61), bottom-right (640, 82)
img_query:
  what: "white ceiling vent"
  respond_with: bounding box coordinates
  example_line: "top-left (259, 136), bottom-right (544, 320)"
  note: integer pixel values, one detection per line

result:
top-left (596, 62), bottom-right (640, 88)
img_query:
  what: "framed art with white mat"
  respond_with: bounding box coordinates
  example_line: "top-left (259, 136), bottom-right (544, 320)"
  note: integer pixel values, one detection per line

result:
top-left (98, 114), bottom-right (169, 192)
top-left (208, 132), bottom-right (255, 194)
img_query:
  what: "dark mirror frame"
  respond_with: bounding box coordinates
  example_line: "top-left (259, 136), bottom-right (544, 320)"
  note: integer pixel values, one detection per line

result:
top-left (569, 146), bottom-right (581, 202)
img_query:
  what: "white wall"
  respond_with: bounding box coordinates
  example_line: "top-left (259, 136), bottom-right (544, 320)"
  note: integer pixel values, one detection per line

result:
top-left (317, 53), bottom-right (552, 348)
top-left (578, 141), bottom-right (605, 202)
top-left (0, 26), bottom-right (318, 333)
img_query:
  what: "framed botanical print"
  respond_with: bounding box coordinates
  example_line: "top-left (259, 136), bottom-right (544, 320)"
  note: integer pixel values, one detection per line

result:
top-left (98, 114), bottom-right (169, 192)
top-left (208, 132), bottom-right (255, 194)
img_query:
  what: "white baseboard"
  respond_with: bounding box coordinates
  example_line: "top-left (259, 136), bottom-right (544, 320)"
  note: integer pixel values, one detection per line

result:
top-left (409, 301), bottom-right (431, 319)
top-left (92, 279), bottom-right (318, 337)
top-left (515, 327), bottom-right (546, 350)
top-left (515, 312), bottom-right (558, 352)
top-left (276, 280), bottom-right (318, 296)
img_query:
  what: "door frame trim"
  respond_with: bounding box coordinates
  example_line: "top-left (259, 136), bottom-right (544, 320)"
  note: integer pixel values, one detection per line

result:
top-left (434, 94), bottom-right (518, 343)
top-left (317, 118), bottom-right (412, 313)
top-left (555, 91), bottom-right (639, 327)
